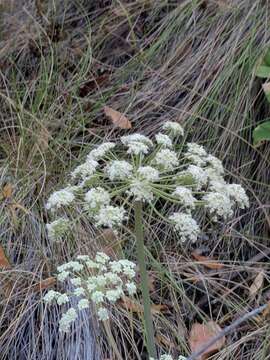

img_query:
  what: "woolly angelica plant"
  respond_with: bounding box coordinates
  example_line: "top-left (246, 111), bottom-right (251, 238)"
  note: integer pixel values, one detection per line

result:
top-left (45, 121), bottom-right (249, 358)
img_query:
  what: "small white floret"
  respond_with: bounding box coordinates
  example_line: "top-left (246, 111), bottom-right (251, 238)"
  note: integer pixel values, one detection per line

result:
top-left (97, 307), bottom-right (109, 321)
top-left (155, 133), bottom-right (173, 148)
top-left (46, 217), bottom-right (70, 242)
top-left (87, 142), bottom-right (115, 161)
top-left (126, 282), bottom-right (137, 295)
top-left (169, 212), bottom-right (200, 243)
top-left (46, 187), bottom-right (75, 211)
top-left (162, 121), bottom-right (184, 137)
top-left (84, 187), bottom-right (110, 211)
top-left (78, 298), bottom-right (90, 310)
top-left (172, 186), bottom-right (196, 208)
top-left (44, 290), bottom-right (59, 303)
top-left (203, 192), bottom-right (233, 220)
top-left (137, 166), bottom-right (159, 182)
top-left (57, 293), bottom-right (69, 305)
top-left (127, 179), bottom-right (154, 202)
top-left (153, 149), bottom-right (179, 171)
top-left (105, 160), bottom-right (133, 181)
top-left (95, 205), bottom-right (126, 228)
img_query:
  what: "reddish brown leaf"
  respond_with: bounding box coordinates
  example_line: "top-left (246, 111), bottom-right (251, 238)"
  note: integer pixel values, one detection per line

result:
top-left (249, 271), bottom-right (264, 297)
top-left (189, 321), bottom-right (225, 360)
top-left (191, 252), bottom-right (225, 270)
top-left (0, 245), bottom-right (11, 268)
top-left (104, 106), bottom-right (132, 129)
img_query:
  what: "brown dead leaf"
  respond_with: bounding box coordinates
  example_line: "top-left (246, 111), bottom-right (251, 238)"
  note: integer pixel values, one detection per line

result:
top-left (191, 252), bottom-right (225, 270)
top-left (0, 245), bottom-right (11, 268)
top-left (189, 321), bottom-right (225, 360)
top-left (2, 183), bottom-right (13, 199)
top-left (119, 296), bottom-right (169, 314)
top-left (249, 271), bottom-right (264, 297)
top-left (32, 277), bottom-right (56, 292)
top-left (104, 106), bottom-right (132, 129)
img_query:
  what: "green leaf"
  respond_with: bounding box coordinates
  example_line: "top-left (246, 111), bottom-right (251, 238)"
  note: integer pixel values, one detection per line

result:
top-left (264, 49), bottom-right (270, 67)
top-left (253, 121), bottom-right (270, 146)
top-left (255, 65), bottom-right (270, 78)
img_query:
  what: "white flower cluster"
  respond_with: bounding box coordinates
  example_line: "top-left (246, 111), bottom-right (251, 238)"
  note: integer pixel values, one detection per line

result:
top-left (105, 160), bottom-right (133, 181)
top-left (87, 142), bottom-right (115, 161)
top-left (155, 133), bottom-right (173, 148)
top-left (46, 217), bottom-right (70, 242)
top-left (153, 149), bottom-right (179, 172)
top-left (44, 252), bottom-right (137, 332)
top-left (94, 205), bottom-right (126, 228)
top-left (121, 134), bottom-right (153, 155)
top-left (169, 212), bottom-right (200, 243)
top-left (162, 121), bottom-right (184, 137)
top-left (84, 187), bottom-right (110, 211)
top-left (150, 355), bottom-right (187, 360)
top-left (137, 166), bottom-right (159, 182)
top-left (172, 186), bottom-right (196, 209)
top-left (46, 186), bottom-right (76, 211)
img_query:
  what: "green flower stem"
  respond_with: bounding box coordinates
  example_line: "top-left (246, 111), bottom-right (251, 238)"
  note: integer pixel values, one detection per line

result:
top-left (134, 201), bottom-right (157, 359)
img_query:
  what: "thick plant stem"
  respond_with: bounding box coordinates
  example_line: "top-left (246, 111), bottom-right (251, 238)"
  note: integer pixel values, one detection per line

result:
top-left (134, 201), bottom-right (157, 359)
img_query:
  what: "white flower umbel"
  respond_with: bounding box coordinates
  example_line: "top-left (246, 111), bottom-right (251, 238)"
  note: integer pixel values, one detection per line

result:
top-left (121, 134), bottom-right (153, 155)
top-left (44, 290), bottom-right (60, 304)
top-left (59, 308), bottom-right (77, 332)
top-left (162, 121), bottom-right (184, 137)
top-left (172, 186), bottom-right (196, 209)
top-left (206, 154), bottom-right (224, 175)
top-left (87, 142), bottom-right (115, 161)
top-left (203, 192), bottom-right (233, 221)
top-left (226, 184), bottom-right (249, 209)
top-left (46, 217), bottom-right (70, 242)
top-left (126, 282), bottom-right (137, 295)
top-left (97, 307), bottom-right (109, 321)
top-left (155, 133), bottom-right (173, 148)
top-left (78, 298), bottom-right (90, 310)
top-left (95, 205), bottom-right (126, 228)
top-left (71, 158), bottom-right (98, 180)
top-left (84, 187), bottom-right (110, 212)
top-left (44, 252), bottom-right (137, 330)
top-left (137, 166), bottom-right (159, 182)
top-left (128, 179), bottom-right (154, 202)
top-left (185, 142), bottom-right (207, 166)
top-left (46, 186), bottom-right (76, 211)
top-left (105, 160), bottom-right (133, 181)
top-left (183, 165), bottom-right (208, 189)
top-left (169, 212), bottom-right (200, 243)
top-left (153, 149), bottom-right (179, 171)
top-left (57, 294), bottom-right (69, 305)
